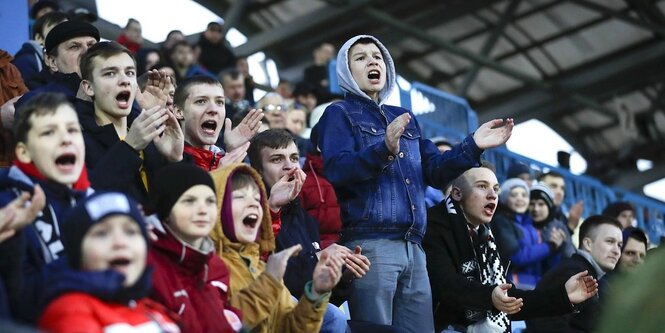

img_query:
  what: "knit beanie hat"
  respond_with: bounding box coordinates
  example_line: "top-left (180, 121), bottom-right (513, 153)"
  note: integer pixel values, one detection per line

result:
top-left (45, 20), bottom-right (100, 54)
top-left (530, 182), bottom-right (555, 222)
top-left (62, 192), bottom-right (147, 269)
top-left (499, 178), bottom-right (529, 206)
top-left (151, 163), bottom-right (216, 221)
top-left (602, 201), bottom-right (635, 219)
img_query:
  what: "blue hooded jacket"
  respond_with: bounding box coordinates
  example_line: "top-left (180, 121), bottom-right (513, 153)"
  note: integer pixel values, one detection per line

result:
top-left (315, 35), bottom-right (482, 244)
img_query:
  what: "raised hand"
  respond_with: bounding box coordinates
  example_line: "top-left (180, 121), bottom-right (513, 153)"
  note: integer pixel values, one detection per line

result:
top-left (312, 250), bottom-right (344, 295)
top-left (0, 185), bottom-right (46, 243)
top-left (268, 168), bottom-right (306, 212)
top-left (153, 109), bottom-right (184, 162)
top-left (491, 283), bottom-right (523, 314)
top-left (473, 118), bottom-right (514, 149)
top-left (125, 106), bottom-right (168, 151)
top-left (223, 109), bottom-right (264, 151)
top-left (548, 228), bottom-right (566, 249)
top-left (265, 244), bottom-right (302, 281)
top-left (565, 270), bottom-right (598, 304)
top-left (135, 69), bottom-right (170, 110)
top-left (568, 200), bottom-right (584, 230)
top-left (219, 141), bottom-right (250, 167)
top-left (385, 113), bottom-right (411, 154)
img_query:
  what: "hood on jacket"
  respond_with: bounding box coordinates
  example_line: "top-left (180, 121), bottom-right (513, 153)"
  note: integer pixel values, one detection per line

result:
top-left (336, 35), bottom-right (396, 106)
top-left (209, 163), bottom-right (275, 254)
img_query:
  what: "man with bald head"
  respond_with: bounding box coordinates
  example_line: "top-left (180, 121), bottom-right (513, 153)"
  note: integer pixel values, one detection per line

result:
top-left (424, 164), bottom-right (599, 332)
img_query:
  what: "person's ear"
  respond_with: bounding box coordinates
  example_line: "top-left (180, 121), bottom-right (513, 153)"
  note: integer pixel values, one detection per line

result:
top-left (15, 142), bottom-right (32, 164)
top-left (81, 79), bottom-right (95, 98)
top-left (174, 105), bottom-right (184, 120)
top-left (44, 54), bottom-right (58, 73)
top-left (582, 237), bottom-right (593, 252)
top-left (451, 186), bottom-right (463, 201)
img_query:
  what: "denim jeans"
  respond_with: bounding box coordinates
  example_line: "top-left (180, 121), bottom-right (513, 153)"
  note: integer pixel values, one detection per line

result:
top-left (344, 239), bottom-right (434, 333)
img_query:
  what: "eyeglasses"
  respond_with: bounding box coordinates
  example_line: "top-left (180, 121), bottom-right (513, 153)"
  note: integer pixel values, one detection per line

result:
top-left (261, 104), bottom-right (286, 113)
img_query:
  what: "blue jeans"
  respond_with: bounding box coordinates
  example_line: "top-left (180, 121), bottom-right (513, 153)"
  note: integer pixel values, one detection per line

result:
top-left (343, 239), bottom-right (434, 333)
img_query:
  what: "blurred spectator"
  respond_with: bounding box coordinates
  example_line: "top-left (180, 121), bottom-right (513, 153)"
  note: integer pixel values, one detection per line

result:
top-left (494, 181), bottom-right (567, 289)
top-left (256, 93), bottom-right (286, 129)
top-left (507, 161), bottom-right (533, 188)
top-left (135, 48), bottom-right (161, 76)
top-left (219, 68), bottom-right (250, 121)
top-left (616, 227), bottom-right (648, 273)
top-left (303, 43), bottom-right (335, 99)
top-left (235, 57), bottom-right (257, 105)
top-left (116, 18), bottom-right (143, 54)
top-left (285, 105), bottom-right (311, 157)
top-left (276, 79), bottom-right (294, 101)
top-left (293, 81), bottom-right (318, 114)
top-left (424, 136), bottom-right (453, 207)
top-left (29, 0), bottom-right (60, 20)
top-left (526, 215), bottom-right (623, 333)
top-left (168, 40), bottom-right (215, 84)
top-left (602, 201), bottom-right (636, 229)
top-left (13, 11), bottom-right (68, 87)
top-left (0, 49), bottom-right (29, 165)
top-left (67, 6), bottom-right (97, 23)
top-left (596, 248), bottom-right (665, 333)
top-left (529, 183), bottom-right (576, 270)
top-left (12, 20), bottom-right (100, 119)
top-left (161, 29), bottom-right (185, 59)
top-left (194, 22), bottom-right (235, 74)
top-left (539, 171), bottom-right (585, 244)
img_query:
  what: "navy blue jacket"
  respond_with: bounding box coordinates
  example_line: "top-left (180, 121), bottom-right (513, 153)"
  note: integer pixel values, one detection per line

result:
top-left (274, 200), bottom-right (321, 299)
top-left (316, 94), bottom-right (482, 244)
top-left (74, 99), bottom-right (168, 206)
top-left (0, 167), bottom-right (90, 323)
top-left (14, 72), bottom-right (80, 114)
top-left (12, 42), bottom-right (43, 85)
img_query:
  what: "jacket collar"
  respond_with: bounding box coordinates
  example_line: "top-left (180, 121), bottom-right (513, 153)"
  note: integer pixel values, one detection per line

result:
top-left (151, 223), bottom-right (215, 274)
top-left (575, 249), bottom-right (606, 279)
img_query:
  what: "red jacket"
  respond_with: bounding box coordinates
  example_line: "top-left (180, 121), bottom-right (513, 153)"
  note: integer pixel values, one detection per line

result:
top-left (116, 34), bottom-right (141, 54)
top-left (299, 153), bottom-right (341, 249)
top-left (148, 226), bottom-right (242, 333)
top-left (39, 292), bottom-right (180, 333)
top-left (184, 144), bottom-right (223, 171)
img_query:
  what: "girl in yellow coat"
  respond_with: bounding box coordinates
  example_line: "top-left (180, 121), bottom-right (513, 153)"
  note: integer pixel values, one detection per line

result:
top-left (210, 163), bottom-right (343, 333)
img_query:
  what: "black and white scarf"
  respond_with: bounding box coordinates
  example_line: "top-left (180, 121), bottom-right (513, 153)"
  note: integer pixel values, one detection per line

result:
top-left (446, 196), bottom-right (510, 333)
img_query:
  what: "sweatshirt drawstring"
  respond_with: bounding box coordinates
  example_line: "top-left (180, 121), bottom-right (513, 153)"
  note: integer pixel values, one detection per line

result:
top-left (308, 160), bottom-right (324, 203)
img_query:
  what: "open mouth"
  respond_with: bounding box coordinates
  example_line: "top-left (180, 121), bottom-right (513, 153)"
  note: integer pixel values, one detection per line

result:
top-left (115, 91), bottom-right (132, 109)
top-left (484, 202), bottom-right (496, 216)
top-left (243, 214), bottom-right (259, 228)
top-left (367, 70), bottom-right (380, 81)
top-left (109, 257), bottom-right (131, 272)
top-left (55, 153), bottom-right (77, 172)
top-left (201, 120), bottom-right (218, 135)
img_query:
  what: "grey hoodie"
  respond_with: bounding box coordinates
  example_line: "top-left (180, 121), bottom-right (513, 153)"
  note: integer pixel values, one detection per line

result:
top-left (336, 35), bottom-right (396, 106)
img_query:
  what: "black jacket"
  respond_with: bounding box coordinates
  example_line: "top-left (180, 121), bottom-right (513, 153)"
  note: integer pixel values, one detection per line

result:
top-left (526, 253), bottom-right (600, 333)
top-left (423, 198), bottom-right (574, 332)
top-left (74, 99), bottom-right (168, 206)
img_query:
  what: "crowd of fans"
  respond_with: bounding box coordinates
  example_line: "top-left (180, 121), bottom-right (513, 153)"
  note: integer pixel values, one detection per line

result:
top-left (0, 1), bottom-right (660, 332)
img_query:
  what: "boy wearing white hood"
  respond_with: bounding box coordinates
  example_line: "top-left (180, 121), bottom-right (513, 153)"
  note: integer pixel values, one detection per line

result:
top-left (314, 35), bottom-right (514, 332)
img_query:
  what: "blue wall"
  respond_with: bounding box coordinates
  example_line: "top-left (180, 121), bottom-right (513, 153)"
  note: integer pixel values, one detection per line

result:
top-left (0, 0), bottom-right (30, 55)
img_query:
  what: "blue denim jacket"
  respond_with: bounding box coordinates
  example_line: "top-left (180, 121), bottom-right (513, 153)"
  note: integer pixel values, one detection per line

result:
top-left (317, 94), bottom-right (482, 244)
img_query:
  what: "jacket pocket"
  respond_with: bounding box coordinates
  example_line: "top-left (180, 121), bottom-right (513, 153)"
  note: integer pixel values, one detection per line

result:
top-left (357, 122), bottom-right (386, 147)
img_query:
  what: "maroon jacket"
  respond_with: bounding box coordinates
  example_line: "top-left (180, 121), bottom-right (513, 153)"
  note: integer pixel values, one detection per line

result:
top-left (148, 225), bottom-right (242, 333)
top-left (299, 153), bottom-right (341, 249)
